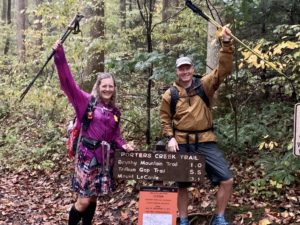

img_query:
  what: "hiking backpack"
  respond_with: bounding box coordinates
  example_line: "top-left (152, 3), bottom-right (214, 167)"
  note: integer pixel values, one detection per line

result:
top-left (66, 96), bottom-right (97, 159)
top-left (169, 77), bottom-right (210, 117)
top-left (155, 77), bottom-right (212, 151)
top-left (66, 96), bottom-right (121, 159)
top-left (169, 77), bottom-right (213, 148)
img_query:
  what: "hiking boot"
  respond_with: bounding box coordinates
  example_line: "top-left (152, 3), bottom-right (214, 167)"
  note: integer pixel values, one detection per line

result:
top-left (179, 217), bottom-right (189, 225)
top-left (210, 215), bottom-right (230, 225)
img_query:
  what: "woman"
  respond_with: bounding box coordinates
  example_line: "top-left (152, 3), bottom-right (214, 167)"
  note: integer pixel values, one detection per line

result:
top-left (53, 41), bottom-right (134, 225)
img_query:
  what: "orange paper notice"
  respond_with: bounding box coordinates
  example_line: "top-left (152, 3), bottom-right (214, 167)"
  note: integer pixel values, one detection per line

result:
top-left (138, 187), bottom-right (178, 225)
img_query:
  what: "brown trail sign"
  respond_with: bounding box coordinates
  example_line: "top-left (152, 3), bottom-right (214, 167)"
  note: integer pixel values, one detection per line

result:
top-left (113, 151), bottom-right (205, 182)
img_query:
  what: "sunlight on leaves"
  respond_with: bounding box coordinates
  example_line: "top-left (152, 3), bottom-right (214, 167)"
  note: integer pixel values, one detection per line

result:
top-left (259, 218), bottom-right (271, 225)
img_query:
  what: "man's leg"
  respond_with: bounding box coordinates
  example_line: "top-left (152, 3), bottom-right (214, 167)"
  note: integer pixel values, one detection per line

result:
top-left (194, 142), bottom-right (233, 225)
top-left (216, 178), bottom-right (233, 215)
top-left (177, 144), bottom-right (192, 225)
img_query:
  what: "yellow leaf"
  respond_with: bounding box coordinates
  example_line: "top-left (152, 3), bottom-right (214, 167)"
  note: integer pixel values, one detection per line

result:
top-left (269, 142), bottom-right (274, 150)
top-left (258, 142), bottom-right (265, 150)
top-left (238, 62), bottom-right (244, 69)
top-left (254, 43), bottom-right (262, 52)
top-left (270, 180), bottom-right (277, 186)
top-left (285, 41), bottom-right (298, 49)
top-left (259, 218), bottom-right (271, 225)
top-left (260, 60), bottom-right (266, 69)
top-left (241, 51), bottom-right (252, 60)
top-left (273, 44), bottom-right (283, 55)
top-left (247, 55), bottom-right (258, 65)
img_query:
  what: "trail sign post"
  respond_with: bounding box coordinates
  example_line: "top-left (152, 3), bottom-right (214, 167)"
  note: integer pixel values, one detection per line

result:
top-left (294, 103), bottom-right (300, 156)
top-left (114, 151), bottom-right (205, 225)
top-left (113, 151), bottom-right (205, 182)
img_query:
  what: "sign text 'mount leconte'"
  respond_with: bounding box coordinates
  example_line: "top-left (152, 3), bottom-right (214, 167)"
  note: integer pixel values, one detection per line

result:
top-left (113, 151), bottom-right (205, 182)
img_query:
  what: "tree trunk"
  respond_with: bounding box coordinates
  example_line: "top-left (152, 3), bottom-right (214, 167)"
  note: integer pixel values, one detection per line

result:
top-left (3, 0), bottom-right (11, 54)
top-left (162, 0), bottom-right (181, 54)
top-left (137, 0), bottom-right (156, 146)
top-left (83, 0), bottom-right (105, 92)
top-left (16, 0), bottom-right (26, 60)
top-left (119, 0), bottom-right (126, 29)
top-left (2, 0), bottom-right (7, 22)
top-left (162, 0), bottom-right (170, 20)
top-left (128, 0), bottom-right (132, 11)
top-left (7, 0), bottom-right (10, 23)
top-left (206, 2), bottom-right (224, 73)
top-left (290, 0), bottom-right (300, 24)
top-left (34, 0), bottom-right (43, 48)
top-left (162, 0), bottom-right (170, 53)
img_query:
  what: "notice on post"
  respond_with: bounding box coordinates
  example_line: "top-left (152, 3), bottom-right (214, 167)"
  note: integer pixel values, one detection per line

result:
top-left (294, 103), bottom-right (300, 156)
top-left (138, 186), bottom-right (178, 225)
top-left (113, 151), bottom-right (205, 182)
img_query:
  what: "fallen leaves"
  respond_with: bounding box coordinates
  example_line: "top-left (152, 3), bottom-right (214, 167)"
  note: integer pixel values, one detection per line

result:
top-left (1, 152), bottom-right (300, 224)
top-left (259, 218), bottom-right (271, 225)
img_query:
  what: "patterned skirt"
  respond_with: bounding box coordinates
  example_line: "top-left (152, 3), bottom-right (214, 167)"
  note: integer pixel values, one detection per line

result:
top-left (71, 147), bottom-right (115, 197)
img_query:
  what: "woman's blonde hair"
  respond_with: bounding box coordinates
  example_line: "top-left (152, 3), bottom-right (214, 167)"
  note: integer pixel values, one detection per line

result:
top-left (91, 72), bottom-right (117, 106)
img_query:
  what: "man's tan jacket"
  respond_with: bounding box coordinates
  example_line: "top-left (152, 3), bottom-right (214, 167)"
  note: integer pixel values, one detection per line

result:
top-left (160, 42), bottom-right (234, 144)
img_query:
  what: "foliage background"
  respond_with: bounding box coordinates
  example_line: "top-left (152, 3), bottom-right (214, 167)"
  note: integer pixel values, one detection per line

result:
top-left (0, 0), bottom-right (300, 203)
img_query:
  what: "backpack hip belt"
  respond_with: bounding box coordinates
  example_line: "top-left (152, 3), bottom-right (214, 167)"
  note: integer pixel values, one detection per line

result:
top-left (174, 127), bottom-right (214, 148)
top-left (81, 136), bottom-right (114, 150)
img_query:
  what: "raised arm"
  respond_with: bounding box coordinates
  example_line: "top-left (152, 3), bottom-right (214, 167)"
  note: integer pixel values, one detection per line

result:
top-left (202, 27), bottom-right (234, 98)
top-left (53, 42), bottom-right (89, 119)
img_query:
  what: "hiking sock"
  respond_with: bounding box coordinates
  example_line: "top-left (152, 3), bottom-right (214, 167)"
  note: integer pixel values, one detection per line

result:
top-left (68, 205), bottom-right (84, 225)
top-left (82, 202), bottom-right (97, 225)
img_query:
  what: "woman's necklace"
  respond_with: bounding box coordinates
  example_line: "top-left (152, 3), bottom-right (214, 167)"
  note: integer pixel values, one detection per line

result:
top-left (99, 103), bottom-right (113, 113)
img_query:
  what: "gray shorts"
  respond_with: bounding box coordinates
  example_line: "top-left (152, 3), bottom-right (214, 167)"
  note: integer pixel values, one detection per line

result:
top-left (177, 142), bottom-right (233, 188)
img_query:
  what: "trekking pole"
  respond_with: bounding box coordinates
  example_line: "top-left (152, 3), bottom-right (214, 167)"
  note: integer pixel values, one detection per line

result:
top-left (185, 0), bottom-right (288, 79)
top-left (19, 13), bottom-right (84, 102)
top-left (101, 141), bottom-right (111, 194)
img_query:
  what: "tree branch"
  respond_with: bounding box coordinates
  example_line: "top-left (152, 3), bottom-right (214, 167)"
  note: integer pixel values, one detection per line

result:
top-left (136, 0), bottom-right (147, 24)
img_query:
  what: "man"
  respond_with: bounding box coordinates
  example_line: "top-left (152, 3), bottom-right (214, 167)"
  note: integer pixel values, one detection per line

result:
top-left (160, 27), bottom-right (234, 225)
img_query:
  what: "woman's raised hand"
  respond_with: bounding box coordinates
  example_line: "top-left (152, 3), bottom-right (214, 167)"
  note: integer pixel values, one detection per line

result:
top-left (52, 40), bottom-right (62, 52)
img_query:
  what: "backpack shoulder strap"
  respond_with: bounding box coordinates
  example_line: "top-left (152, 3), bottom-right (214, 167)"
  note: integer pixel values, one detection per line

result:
top-left (169, 78), bottom-right (209, 117)
top-left (170, 86), bottom-right (179, 117)
top-left (112, 108), bottom-right (120, 128)
top-left (194, 78), bottom-right (210, 108)
top-left (82, 96), bottom-right (97, 130)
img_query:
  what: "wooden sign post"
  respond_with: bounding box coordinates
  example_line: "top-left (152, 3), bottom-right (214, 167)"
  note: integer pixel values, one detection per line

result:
top-left (114, 151), bottom-right (205, 225)
top-left (113, 151), bottom-right (205, 182)
top-left (294, 103), bottom-right (300, 156)
top-left (138, 186), bottom-right (178, 225)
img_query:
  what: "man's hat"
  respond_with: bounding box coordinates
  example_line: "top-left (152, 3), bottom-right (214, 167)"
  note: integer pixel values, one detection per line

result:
top-left (176, 56), bottom-right (192, 68)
